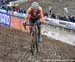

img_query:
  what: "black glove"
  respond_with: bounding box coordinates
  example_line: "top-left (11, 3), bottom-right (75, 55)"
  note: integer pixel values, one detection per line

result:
top-left (38, 22), bottom-right (41, 25)
top-left (39, 22), bottom-right (43, 25)
top-left (23, 23), bottom-right (26, 30)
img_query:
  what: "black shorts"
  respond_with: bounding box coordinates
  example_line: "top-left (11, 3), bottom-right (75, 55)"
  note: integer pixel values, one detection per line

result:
top-left (29, 16), bottom-right (41, 35)
top-left (29, 16), bottom-right (40, 25)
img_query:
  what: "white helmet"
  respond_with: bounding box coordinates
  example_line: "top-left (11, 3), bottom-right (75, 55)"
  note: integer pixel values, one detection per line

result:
top-left (31, 1), bottom-right (39, 10)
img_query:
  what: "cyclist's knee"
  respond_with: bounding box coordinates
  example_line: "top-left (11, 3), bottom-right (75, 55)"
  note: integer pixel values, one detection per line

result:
top-left (27, 26), bottom-right (31, 33)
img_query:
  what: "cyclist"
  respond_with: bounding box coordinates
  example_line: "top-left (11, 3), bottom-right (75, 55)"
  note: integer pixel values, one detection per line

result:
top-left (23, 1), bottom-right (44, 41)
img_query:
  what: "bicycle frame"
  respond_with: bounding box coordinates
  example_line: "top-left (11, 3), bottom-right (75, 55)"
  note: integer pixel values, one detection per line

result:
top-left (23, 21), bottom-right (41, 56)
top-left (30, 22), bottom-right (39, 55)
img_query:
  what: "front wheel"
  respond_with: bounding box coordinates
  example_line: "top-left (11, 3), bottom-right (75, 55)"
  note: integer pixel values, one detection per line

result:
top-left (31, 40), bottom-right (37, 55)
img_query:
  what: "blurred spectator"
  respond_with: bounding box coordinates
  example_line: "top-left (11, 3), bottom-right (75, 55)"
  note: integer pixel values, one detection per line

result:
top-left (0, 0), bottom-right (2, 5)
top-left (51, 12), bottom-right (56, 19)
top-left (43, 12), bottom-right (48, 17)
top-left (1, 0), bottom-right (9, 5)
top-left (69, 15), bottom-right (75, 22)
top-left (22, 9), bottom-right (26, 13)
top-left (11, 7), bottom-right (16, 11)
top-left (49, 6), bottom-right (53, 17)
top-left (74, 17), bottom-right (75, 22)
top-left (1, 5), bottom-right (8, 10)
top-left (56, 14), bottom-right (64, 20)
top-left (56, 14), bottom-right (75, 23)
top-left (18, 8), bottom-right (23, 13)
top-left (9, 0), bottom-right (16, 2)
top-left (49, 6), bottom-right (53, 15)
top-left (15, 6), bottom-right (19, 12)
top-left (66, 16), bottom-right (71, 22)
top-left (18, 8), bottom-right (26, 13)
top-left (63, 16), bottom-right (67, 21)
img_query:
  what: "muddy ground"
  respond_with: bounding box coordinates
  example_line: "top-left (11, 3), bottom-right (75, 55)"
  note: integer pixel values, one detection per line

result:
top-left (0, 26), bottom-right (75, 62)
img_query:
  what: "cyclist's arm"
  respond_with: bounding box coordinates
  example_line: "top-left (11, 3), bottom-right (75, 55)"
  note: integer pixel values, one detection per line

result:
top-left (39, 6), bottom-right (44, 23)
top-left (24, 7), bottom-right (31, 23)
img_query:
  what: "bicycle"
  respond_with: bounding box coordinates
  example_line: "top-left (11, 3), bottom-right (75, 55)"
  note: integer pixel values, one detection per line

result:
top-left (23, 21), bottom-right (41, 56)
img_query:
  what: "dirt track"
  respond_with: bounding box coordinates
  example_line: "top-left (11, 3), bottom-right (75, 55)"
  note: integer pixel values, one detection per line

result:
top-left (0, 26), bottom-right (75, 62)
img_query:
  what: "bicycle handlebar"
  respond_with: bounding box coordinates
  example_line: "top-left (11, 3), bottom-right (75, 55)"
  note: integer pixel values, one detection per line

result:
top-left (24, 22), bottom-right (42, 26)
top-left (23, 22), bottom-right (43, 30)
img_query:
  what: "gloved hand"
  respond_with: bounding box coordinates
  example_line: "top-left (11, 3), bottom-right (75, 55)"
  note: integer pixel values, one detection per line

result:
top-left (39, 21), bottom-right (43, 25)
top-left (23, 23), bottom-right (26, 30)
top-left (39, 22), bottom-right (41, 25)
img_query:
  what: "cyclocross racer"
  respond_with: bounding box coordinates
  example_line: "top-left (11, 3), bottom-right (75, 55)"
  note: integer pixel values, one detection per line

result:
top-left (23, 1), bottom-right (44, 41)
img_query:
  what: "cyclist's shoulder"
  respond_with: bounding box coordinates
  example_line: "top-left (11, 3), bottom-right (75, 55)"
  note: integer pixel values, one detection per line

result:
top-left (27, 7), bottom-right (32, 12)
top-left (38, 6), bottom-right (43, 11)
